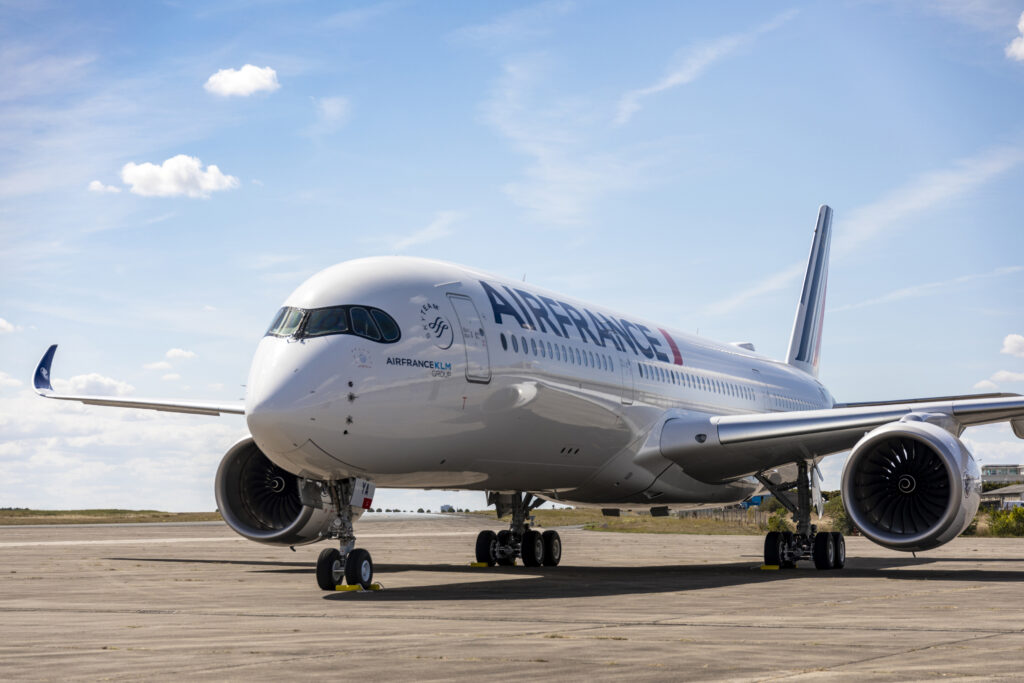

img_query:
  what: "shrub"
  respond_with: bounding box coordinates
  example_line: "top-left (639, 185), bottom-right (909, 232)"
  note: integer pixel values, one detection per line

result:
top-left (823, 494), bottom-right (857, 535)
top-left (765, 513), bottom-right (793, 533)
top-left (990, 507), bottom-right (1024, 536)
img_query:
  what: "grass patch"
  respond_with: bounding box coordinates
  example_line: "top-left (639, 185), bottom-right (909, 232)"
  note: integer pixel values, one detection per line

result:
top-left (0, 508), bottom-right (222, 525)
top-left (479, 507), bottom-right (782, 535)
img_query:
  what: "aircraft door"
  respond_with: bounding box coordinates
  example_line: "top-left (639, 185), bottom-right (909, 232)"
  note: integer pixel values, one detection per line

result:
top-left (447, 294), bottom-right (492, 383)
top-left (620, 357), bottom-right (634, 405)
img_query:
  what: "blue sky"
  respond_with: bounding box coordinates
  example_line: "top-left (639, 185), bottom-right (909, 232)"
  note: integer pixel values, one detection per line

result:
top-left (1, 1), bottom-right (1023, 512)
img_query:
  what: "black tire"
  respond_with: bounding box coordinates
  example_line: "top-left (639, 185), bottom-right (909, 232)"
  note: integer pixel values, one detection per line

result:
top-left (763, 531), bottom-right (782, 565)
top-left (496, 530), bottom-right (515, 566)
top-left (475, 530), bottom-right (497, 566)
top-left (521, 529), bottom-right (544, 567)
top-left (542, 530), bottom-right (561, 566)
top-left (345, 548), bottom-right (373, 589)
top-left (780, 531), bottom-right (797, 568)
top-left (831, 532), bottom-right (846, 569)
top-left (316, 547), bottom-right (343, 590)
top-left (812, 532), bottom-right (835, 570)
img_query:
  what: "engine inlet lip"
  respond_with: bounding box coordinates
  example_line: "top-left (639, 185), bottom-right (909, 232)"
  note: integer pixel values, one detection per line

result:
top-left (215, 437), bottom-right (315, 545)
top-left (841, 422), bottom-right (962, 550)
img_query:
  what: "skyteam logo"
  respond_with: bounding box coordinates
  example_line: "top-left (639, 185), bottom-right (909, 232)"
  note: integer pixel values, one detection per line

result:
top-left (419, 302), bottom-right (454, 350)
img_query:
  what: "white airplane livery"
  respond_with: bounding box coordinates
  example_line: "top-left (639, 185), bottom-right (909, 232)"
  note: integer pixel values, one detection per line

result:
top-left (33, 206), bottom-right (1024, 590)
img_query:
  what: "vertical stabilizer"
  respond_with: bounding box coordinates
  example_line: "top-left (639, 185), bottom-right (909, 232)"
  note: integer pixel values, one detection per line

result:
top-left (786, 205), bottom-right (832, 377)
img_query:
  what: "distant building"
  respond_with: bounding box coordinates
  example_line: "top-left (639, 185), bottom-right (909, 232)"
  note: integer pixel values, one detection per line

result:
top-left (440, 504), bottom-right (455, 513)
top-left (981, 464), bottom-right (1024, 485)
top-left (981, 484), bottom-right (1024, 509)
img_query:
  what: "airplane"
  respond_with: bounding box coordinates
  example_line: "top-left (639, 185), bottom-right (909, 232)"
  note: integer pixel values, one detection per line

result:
top-left (32, 205), bottom-right (1024, 590)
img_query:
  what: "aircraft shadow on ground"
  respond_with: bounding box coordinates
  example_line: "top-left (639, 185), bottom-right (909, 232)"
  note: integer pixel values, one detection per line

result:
top-left (105, 555), bottom-right (1024, 600)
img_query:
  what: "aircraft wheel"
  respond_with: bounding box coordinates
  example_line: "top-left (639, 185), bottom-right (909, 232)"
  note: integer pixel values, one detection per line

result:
top-left (345, 548), bottom-right (373, 589)
top-left (763, 531), bottom-right (783, 566)
top-left (780, 531), bottom-right (797, 568)
top-left (521, 529), bottom-right (544, 567)
top-left (813, 532), bottom-right (835, 570)
top-left (831, 532), bottom-right (846, 569)
top-left (475, 530), bottom-right (497, 566)
top-left (541, 530), bottom-right (561, 566)
top-left (316, 547), bottom-right (344, 591)
top-left (496, 530), bottom-right (515, 566)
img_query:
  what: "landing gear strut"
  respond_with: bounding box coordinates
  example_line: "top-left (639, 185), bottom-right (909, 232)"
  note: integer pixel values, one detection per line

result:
top-left (316, 478), bottom-right (375, 590)
top-left (474, 492), bottom-right (562, 568)
top-left (756, 461), bottom-right (845, 570)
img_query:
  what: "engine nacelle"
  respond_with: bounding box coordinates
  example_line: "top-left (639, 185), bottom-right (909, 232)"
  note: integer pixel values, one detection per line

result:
top-left (215, 438), bottom-right (345, 546)
top-left (841, 419), bottom-right (980, 552)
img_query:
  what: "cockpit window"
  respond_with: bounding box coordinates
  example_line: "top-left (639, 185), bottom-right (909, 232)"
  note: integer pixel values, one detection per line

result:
top-left (265, 304), bottom-right (401, 343)
top-left (265, 307), bottom-right (288, 336)
top-left (349, 307), bottom-right (382, 341)
top-left (371, 309), bottom-right (401, 342)
top-left (278, 308), bottom-right (305, 337)
top-left (304, 307), bottom-right (349, 337)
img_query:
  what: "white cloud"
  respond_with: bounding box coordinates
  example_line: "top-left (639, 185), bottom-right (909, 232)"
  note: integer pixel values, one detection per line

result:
top-left (247, 254), bottom-right (300, 270)
top-left (485, 58), bottom-right (647, 225)
top-left (974, 379), bottom-right (1000, 391)
top-left (831, 266), bottom-right (1024, 312)
top-left (0, 372), bottom-right (22, 389)
top-left (710, 146), bottom-right (1024, 313)
top-left (615, 10), bottom-right (797, 125)
top-left (53, 373), bottom-right (134, 397)
top-left (1002, 333), bottom-right (1024, 358)
top-left (323, 2), bottom-right (399, 30)
top-left (1006, 11), bottom-right (1024, 60)
top-left (992, 370), bottom-right (1024, 383)
top-left (143, 361), bottom-right (172, 371)
top-left (0, 389), bottom-right (246, 510)
top-left (0, 317), bottom-right (21, 334)
top-left (389, 211), bottom-right (460, 251)
top-left (121, 155), bottom-right (239, 198)
top-left (308, 96), bottom-right (350, 135)
top-left (166, 348), bottom-right (196, 360)
top-left (161, 373), bottom-right (181, 381)
top-left (87, 180), bottom-right (120, 193)
top-left (203, 64), bottom-right (280, 97)
top-left (835, 146), bottom-right (1024, 255)
top-left (706, 261), bottom-right (805, 315)
top-left (452, 0), bottom-right (575, 45)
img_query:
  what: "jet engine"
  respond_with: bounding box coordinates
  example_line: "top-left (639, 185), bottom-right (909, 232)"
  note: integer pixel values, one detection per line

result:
top-left (841, 418), bottom-right (980, 552)
top-left (215, 437), bottom-right (340, 546)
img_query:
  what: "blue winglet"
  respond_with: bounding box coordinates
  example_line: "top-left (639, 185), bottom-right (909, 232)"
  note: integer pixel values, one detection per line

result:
top-left (34, 345), bottom-right (58, 392)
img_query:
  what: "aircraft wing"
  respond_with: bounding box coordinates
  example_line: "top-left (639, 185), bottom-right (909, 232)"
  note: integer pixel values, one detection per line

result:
top-left (659, 393), bottom-right (1024, 483)
top-left (33, 345), bottom-right (245, 417)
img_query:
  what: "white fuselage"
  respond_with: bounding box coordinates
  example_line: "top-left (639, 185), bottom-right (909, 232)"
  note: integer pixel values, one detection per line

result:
top-left (245, 257), bottom-right (833, 508)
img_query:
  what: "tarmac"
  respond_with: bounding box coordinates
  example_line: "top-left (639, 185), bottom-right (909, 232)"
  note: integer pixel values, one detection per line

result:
top-left (2, 514), bottom-right (1024, 681)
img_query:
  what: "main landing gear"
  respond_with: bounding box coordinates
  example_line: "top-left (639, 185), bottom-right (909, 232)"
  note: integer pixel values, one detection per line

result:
top-left (475, 492), bottom-right (562, 568)
top-left (756, 461), bottom-right (846, 571)
top-left (316, 479), bottom-right (375, 590)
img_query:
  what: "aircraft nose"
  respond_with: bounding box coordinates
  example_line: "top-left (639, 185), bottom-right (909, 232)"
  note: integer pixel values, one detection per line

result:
top-left (245, 341), bottom-right (314, 456)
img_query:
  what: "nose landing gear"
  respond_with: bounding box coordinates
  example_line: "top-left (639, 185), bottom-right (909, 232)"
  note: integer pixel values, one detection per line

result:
top-left (316, 478), bottom-right (376, 590)
top-left (474, 492), bottom-right (562, 568)
top-left (757, 461), bottom-right (846, 570)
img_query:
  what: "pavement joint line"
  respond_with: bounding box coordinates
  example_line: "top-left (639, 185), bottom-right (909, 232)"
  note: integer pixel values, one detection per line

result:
top-left (2, 605), bottom-right (1024, 637)
top-left (766, 630), bottom-right (1013, 679)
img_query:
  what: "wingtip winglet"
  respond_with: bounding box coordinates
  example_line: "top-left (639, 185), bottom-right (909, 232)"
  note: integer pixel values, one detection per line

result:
top-left (34, 344), bottom-right (58, 393)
